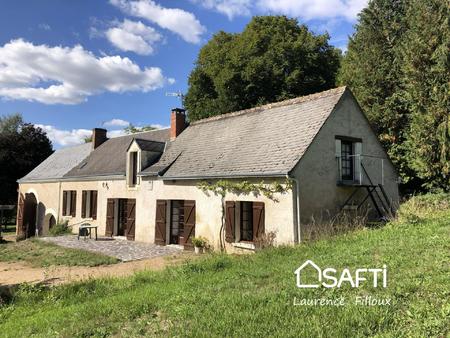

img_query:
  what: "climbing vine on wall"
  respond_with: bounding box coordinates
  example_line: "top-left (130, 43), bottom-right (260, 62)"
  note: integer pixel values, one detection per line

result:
top-left (197, 179), bottom-right (293, 200)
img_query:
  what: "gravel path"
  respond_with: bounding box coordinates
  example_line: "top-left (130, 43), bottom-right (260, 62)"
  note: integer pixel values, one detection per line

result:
top-left (40, 235), bottom-right (182, 261)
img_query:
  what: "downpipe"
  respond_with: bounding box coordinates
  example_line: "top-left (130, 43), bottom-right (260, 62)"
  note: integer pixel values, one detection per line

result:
top-left (288, 174), bottom-right (301, 244)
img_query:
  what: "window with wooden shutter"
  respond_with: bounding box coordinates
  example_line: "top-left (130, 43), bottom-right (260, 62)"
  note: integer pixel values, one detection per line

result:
top-left (81, 190), bottom-right (98, 219)
top-left (91, 191), bottom-right (97, 220)
top-left (183, 200), bottom-right (195, 251)
top-left (252, 202), bottom-right (265, 241)
top-left (81, 191), bottom-right (87, 218)
top-left (62, 191), bottom-right (68, 216)
top-left (240, 201), bottom-right (253, 241)
top-left (155, 200), bottom-right (167, 245)
top-left (70, 191), bottom-right (77, 217)
top-left (225, 201), bottom-right (235, 243)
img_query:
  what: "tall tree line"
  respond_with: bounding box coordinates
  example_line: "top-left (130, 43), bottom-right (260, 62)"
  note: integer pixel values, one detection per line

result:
top-left (339, 0), bottom-right (449, 192)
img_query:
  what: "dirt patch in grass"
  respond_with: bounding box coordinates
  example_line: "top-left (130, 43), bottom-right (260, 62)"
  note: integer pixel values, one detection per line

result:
top-left (0, 253), bottom-right (193, 287)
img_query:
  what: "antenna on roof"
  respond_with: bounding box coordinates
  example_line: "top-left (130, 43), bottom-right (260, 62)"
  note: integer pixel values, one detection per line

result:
top-left (165, 91), bottom-right (185, 109)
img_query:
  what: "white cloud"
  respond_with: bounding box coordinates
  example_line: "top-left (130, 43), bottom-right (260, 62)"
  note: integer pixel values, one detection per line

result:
top-left (38, 23), bottom-right (51, 31)
top-left (192, 0), bottom-right (251, 20)
top-left (108, 129), bottom-right (128, 138)
top-left (0, 39), bottom-right (174, 105)
top-left (36, 124), bottom-right (92, 147)
top-left (110, 0), bottom-right (206, 44)
top-left (256, 0), bottom-right (368, 21)
top-left (106, 19), bottom-right (162, 55)
top-left (103, 118), bottom-right (130, 128)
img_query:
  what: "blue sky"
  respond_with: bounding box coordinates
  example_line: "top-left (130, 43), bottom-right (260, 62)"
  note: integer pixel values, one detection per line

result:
top-left (0, 0), bottom-right (366, 148)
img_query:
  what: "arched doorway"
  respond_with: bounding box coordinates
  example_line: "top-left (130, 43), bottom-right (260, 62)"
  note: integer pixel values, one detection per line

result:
top-left (20, 193), bottom-right (37, 238)
top-left (48, 215), bottom-right (56, 229)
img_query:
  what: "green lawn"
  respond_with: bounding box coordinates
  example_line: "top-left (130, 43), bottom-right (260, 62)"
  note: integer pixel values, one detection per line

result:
top-left (0, 238), bottom-right (119, 268)
top-left (0, 194), bottom-right (449, 337)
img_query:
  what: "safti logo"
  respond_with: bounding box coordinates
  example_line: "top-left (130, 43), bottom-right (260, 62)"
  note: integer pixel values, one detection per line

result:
top-left (294, 260), bottom-right (388, 289)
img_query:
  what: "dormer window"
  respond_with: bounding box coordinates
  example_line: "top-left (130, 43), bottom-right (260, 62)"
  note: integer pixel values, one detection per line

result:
top-left (126, 138), bottom-right (165, 188)
top-left (130, 152), bottom-right (138, 186)
top-left (127, 151), bottom-right (140, 188)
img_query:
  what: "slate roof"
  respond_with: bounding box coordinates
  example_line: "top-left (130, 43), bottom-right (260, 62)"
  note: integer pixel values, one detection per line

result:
top-left (65, 128), bottom-right (169, 178)
top-left (18, 143), bottom-right (92, 182)
top-left (142, 87), bottom-right (347, 179)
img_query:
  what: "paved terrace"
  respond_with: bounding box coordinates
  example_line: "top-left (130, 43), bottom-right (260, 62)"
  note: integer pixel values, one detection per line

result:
top-left (40, 236), bottom-right (182, 262)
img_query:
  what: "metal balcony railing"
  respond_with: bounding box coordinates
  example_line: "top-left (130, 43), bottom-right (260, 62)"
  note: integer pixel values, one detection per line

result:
top-left (336, 154), bottom-right (386, 186)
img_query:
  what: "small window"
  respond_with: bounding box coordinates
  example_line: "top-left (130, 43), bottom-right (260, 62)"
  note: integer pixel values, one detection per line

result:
top-left (341, 140), bottom-right (354, 180)
top-left (62, 190), bottom-right (77, 217)
top-left (240, 202), bottom-right (253, 242)
top-left (82, 190), bottom-right (98, 219)
top-left (225, 201), bottom-right (265, 244)
top-left (336, 137), bottom-right (362, 183)
top-left (128, 151), bottom-right (139, 187)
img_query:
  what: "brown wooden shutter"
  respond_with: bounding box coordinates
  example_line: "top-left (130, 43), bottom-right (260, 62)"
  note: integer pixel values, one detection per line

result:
top-left (183, 200), bottom-right (196, 251)
top-left (70, 191), bottom-right (77, 217)
top-left (105, 199), bottom-right (114, 237)
top-left (126, 199), bottom-right (136, 241)
top-left (16, 193), bottom-right (25, 237)
top-left (252, 202), bottom-right (265, 240)
top-left (81, 191), bottom-right (87, 218)
top-left (225, 201), bottom-right (235, 243)
top-left (91, 191), bottom-right (97, 220)
top-left (154, 200), bottom-right (167, 245)
top-left (62, 191), bottom-right (68, 216)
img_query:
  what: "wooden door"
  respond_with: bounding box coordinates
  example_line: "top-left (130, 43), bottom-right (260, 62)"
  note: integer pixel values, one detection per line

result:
top-left (155, 200), bottom-right (167, 245)
top-left (16, 193), bottom-right (25, 238)
top-left (170, 200), bottom-right (184, 244)
top-left (126, 199), bottom-right (136, 241)
top-left (117, 199), bottom-right (128, 236)
top-left (105, 199), bottom-right (114, 237)
top-left (183, 200), bottom-right (195, 251)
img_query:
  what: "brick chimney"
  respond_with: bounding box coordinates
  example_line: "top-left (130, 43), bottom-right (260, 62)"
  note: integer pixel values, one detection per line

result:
top-left (170, 108), bottom-right (186, 140)
top-left (92, 128), bottom-right (108, 150)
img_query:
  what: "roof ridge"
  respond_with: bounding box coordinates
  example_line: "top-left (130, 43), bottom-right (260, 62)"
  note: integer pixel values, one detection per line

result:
top-left (190, 86), bottom-right (347, 126)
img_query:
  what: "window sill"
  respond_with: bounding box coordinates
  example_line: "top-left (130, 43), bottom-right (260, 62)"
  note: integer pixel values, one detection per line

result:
top-left (337, 180), bottom-right (361, 186)
top-left (232, 242), bottom-right (255, 250)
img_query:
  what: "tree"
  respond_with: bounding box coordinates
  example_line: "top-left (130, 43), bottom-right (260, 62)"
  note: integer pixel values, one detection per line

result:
top-left (124, 124), bottom-right (156, 134)
top-left (339, 0), bottom-right (449, 192)
top-left (185, 16), bottom-right (341, 121)
top-left (339, 0), bottom-right (412, 185)
top-left (0, 114), bottom-right (53, 204)
top-left (400, 0), bottom-right (449, 191)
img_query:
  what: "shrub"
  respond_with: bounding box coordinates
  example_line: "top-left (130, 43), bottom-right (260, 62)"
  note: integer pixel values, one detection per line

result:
top-left (191, 236), bottom-right (208, 248)
top-left (255, 231), bottom-right (277, 250)
top-left (48, 220), bottom-right (71, 236)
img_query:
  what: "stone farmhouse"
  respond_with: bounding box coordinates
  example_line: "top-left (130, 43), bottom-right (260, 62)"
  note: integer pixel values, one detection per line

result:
top-left (17, 87), bottom-right (399, 251)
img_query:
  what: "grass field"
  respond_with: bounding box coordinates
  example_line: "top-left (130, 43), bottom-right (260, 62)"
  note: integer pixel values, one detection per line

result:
top-left (0, 239), bottom-right (119, 268)
top-left (0, 194), bottom-right (449, 337)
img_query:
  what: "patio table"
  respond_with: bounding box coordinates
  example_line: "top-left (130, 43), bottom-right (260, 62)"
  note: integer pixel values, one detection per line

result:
top-left (78, 224), bottom-right (98, 240)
